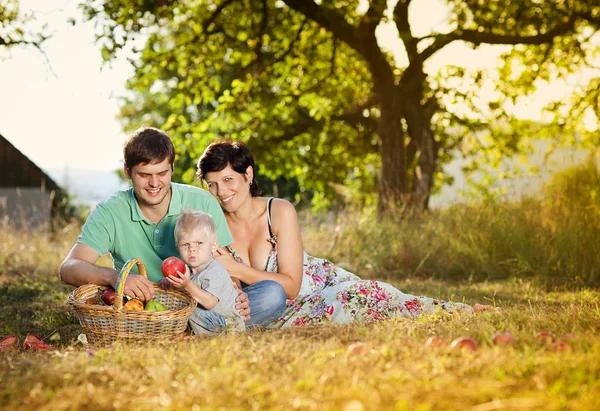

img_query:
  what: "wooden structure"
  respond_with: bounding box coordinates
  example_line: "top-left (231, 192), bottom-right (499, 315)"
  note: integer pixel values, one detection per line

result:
top-left (0, 132), bottom-right (64, 230)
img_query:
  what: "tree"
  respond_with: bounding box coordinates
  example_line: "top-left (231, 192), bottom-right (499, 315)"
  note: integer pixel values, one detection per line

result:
top-left (82, 0), bottom-right (600, 215)
top-left (0, 0), bottom-right (48, 51)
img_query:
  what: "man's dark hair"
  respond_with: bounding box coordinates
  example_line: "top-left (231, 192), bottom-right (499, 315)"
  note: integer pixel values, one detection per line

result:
top-left (123, 126), bottom-right (175, 170)
top-left (197, 140), bottom-right (260, 197)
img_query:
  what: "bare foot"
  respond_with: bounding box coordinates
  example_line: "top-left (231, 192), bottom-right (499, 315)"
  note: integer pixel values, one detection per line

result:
top-left (473, 303), bottom-right (501, 313)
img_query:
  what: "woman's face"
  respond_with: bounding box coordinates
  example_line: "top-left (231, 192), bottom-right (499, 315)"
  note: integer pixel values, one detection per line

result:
top-left (204, 164), bottom-right (252, 212)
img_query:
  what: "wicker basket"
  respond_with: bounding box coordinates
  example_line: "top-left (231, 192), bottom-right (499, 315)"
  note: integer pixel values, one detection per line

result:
top-left (68, 258), bottom-right (197, 347)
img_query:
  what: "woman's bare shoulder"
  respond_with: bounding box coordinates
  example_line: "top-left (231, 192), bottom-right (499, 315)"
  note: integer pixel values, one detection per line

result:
top-left (270, 197), bottom-right (296, 214)
top-left (259, 197), bottom-right (298, 225)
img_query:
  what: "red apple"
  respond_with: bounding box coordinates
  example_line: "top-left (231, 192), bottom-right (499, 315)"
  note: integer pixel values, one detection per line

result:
top-left (553, 340), bottom-right (571, 353)
top-left (535, 332), bottom-right (554, 344)
top-left (450, 337), bottom-right (478, 351)
top-left (492, 332), bottom-right (515, 345)
top-left (347, 342), bottom-right (367, 356)
top-left (161, 256), bottom-right (186, 278)
top-left (101, 288), bottom-right (117, 305)
top-left (425, 336), bottom-right (446, 347)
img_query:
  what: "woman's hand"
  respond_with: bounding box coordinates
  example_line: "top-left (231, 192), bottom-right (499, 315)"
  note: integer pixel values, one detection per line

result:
top-left (231, 276), bottom-right (243, 290)
top-left (214, 246), bottom-right (240, 275)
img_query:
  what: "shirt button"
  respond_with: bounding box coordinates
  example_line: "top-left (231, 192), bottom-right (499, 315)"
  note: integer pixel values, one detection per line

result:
top-left (155, 229), bottom-right (159, 233)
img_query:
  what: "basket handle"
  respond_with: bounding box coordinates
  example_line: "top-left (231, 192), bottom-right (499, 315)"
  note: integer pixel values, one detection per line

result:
top-left (114, 258), bottom-right (148, 310)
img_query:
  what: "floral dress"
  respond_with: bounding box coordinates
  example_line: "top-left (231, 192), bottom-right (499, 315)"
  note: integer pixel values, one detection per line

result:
top-left (228, 198), bottom-right (473, 328)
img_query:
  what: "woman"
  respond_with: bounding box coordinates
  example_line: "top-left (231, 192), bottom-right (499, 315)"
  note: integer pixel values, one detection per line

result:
top-left (197, 141), bottom-right (493, 328)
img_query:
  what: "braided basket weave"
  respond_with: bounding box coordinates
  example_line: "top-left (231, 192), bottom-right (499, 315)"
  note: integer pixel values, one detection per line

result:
top-left (68, 258), bottom-right (197, 347)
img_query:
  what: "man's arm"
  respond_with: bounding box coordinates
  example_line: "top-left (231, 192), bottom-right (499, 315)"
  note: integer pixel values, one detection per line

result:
top-left (59, 243), bottom-right (155, 301)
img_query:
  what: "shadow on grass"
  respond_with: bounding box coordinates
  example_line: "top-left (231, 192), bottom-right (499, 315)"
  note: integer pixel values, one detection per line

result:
top-left (0, 269), bottom-right (82, 346)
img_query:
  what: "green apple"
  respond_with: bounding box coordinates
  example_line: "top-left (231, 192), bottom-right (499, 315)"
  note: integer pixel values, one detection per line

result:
top-left (145, 300), bottom-right (168, 312)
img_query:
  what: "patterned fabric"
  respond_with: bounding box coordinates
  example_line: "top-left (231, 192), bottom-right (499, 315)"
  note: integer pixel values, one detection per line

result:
top-left (268, 253), bottom-right (472, 328)
top-left (227, 198), bottom-right (473, 328)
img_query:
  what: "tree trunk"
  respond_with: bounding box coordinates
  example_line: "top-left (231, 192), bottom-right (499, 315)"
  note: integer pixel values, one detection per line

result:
top-left (401, 70), bottom-right (438, 216)
top-left (359, 36), bottom-right (408, 217)
top-left (377, 92), bottom-right (407, 216)
top-left (412, 125), bottom-right (437, 213)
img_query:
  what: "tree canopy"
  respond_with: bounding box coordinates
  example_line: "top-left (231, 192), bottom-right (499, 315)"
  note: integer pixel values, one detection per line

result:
top-left (82, 0), bottom-right (600, 213)
top-left (0, 0), bottom-right (47, 51)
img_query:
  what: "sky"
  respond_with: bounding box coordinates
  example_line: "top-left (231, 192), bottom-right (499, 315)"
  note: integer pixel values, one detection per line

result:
top-left (0, 0), bottom-right (596, 178)
top-left (1, 0), bottom-right (132, 172)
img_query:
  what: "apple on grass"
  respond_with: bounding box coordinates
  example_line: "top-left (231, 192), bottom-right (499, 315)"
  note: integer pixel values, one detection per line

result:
top-left (535, 332), bottom-right (554, 344)
top-left (492, 332), bottom-right (515, 345)
top-left (553, 340), bottom-right (571, 352)
top-left (425, 336), bottom-right (446, 347)
top-left (450, 337), bottom-right (478, 351)
top-left (161, 256), bottom-right (186, 279)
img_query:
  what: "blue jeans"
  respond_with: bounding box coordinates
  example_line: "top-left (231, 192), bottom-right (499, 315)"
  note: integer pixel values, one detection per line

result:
top-left (189, 280), bottom-right (287, 335)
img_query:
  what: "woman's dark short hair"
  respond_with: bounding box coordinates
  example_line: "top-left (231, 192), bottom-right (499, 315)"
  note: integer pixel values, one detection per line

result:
top-left (123, 126), bottom-right (175, 170)
top-left (197, 140), bottom-right (260, 197)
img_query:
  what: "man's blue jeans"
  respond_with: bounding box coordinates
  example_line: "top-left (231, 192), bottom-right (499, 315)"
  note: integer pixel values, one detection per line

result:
top-left (188, 280), bottom-right (287, 335)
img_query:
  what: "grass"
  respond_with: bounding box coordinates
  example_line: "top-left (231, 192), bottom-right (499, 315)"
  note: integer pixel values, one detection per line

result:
top-left (2, 164), bottom-right (600, 410)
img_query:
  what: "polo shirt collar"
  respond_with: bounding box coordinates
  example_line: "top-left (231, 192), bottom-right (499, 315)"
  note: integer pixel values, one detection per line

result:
top-left (129, 189), bottom-right (146, 222)
top-left (128, 184), bottom-right (180, 222)
top-left (167, 183), bottom-right (182, 216)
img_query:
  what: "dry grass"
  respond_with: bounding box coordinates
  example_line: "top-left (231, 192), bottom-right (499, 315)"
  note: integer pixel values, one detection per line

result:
top-left (1, 295), bottom-right (599, 410)
top-left (2, 165), bottom-right (600, 410)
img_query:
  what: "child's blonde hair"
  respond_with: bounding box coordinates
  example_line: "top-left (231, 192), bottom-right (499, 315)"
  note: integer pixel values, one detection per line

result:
top-left (174, 210), bottom-right (217, 246)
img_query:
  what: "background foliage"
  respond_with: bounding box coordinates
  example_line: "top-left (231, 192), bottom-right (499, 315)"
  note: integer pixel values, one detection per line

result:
top-left (80, 0), bottom-right (599, 212)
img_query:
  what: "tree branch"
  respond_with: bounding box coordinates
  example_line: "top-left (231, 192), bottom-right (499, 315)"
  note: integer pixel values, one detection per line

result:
top-left (358, 0), bottom-right (387, 35)
top-left (332, 94), bottom-right (380, 131)
top-left (204, 0), bottom-right (238, 32)
top-left (393, 0), bottom-right (418, 63)
top-left (420, 16), bottom-right (580, 62)
top-left (330, 37), bottom-right (338, 76)
top-left (281, 0), bottom-right (364, 55)
top-left (274, 17), bottom-right (307, 61)
top-left (253, 0), bottom-right (269, 64)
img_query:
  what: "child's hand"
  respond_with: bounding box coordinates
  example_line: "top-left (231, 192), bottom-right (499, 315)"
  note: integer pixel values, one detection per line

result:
top-left (166, 264), bottom-right (192, 290)
top-left (157, 278), bottom-right (172, 291)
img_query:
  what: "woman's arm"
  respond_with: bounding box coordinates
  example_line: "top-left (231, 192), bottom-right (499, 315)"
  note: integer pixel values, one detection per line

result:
top-left (216, 199), bottom-right (304, 299)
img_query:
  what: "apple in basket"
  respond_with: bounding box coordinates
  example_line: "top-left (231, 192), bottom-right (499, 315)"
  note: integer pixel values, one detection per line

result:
top-left (145, 300), bottom-right (168, 312)
top-left (124, 299), bottom-right (144, 310)
top-left (161, 256), bottom-right (186, 278)
top-left (101, 288), bottom-right (117, 305)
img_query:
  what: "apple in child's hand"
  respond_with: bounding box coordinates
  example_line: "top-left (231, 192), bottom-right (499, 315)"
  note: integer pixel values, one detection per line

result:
top-left (161, 256), bottom-right (186, 279)
top-left (101, 288), bottom-right (117, 305)
top-left (450, 337), bottom-right (478, 351)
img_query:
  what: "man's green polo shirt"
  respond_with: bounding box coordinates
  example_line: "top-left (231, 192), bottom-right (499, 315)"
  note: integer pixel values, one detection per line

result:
top-left (77, 183), bottom-right (233, 282)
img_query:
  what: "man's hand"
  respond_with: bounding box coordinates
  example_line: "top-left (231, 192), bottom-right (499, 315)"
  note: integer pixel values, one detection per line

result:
top-left (119, 273), bottom-right (155, 301)
top-left (235, 288), bottom-right (251, 322)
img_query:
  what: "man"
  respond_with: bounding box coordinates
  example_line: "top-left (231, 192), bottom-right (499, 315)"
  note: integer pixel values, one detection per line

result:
top-left (60, 126), bottom-right (286, 331)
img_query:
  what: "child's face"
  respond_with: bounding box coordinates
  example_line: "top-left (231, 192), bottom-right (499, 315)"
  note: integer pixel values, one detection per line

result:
top-left (177, 227), bottom-right (217, 272)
